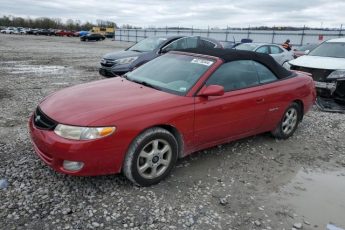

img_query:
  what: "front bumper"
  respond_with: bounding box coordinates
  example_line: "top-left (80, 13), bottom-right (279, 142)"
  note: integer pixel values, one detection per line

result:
top-left (99, 67), bottom-right (116, 77)
top-left (316, 97), bottom-right (345, 113)
top-left (314, 81), bottom-right (337, 94)
top-left (28, 115), bottom-right (124, 176)
top-left (314, 80), bottom-right (345, 113)
top-left (99, 62), bottom-right (131, 77)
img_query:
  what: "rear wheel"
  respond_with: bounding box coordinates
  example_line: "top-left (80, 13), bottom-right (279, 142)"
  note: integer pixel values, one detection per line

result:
top-left (123, 128), bottom-right (178, 186)
top-left (272, 102), bottom-right (301, 139)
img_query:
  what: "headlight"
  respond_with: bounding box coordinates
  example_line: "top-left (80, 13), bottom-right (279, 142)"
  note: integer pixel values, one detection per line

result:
top-left (327, 70), bottom-right (345, 80)
top-left (54, 124), bottom-right (116, 140)
top-left (115, 57), bottom-right (138, 65)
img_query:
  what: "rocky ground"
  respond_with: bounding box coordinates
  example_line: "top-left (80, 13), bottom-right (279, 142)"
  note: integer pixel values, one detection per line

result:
top-left (0, 34), bottom-right (344, 230)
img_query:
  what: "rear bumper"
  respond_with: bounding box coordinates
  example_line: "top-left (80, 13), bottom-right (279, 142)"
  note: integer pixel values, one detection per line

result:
top-left (28, 115), bottom-right (124, 176)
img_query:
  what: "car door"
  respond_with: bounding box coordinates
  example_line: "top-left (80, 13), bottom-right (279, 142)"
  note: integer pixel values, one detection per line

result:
top-left (269, 45), bottom-right (285, 65)
top-left (90, 34), bottom-right (97, 40)
top-left (194, 60), bottom-right (268, 145)
top-left (252, 61), bottom-right (289, 128)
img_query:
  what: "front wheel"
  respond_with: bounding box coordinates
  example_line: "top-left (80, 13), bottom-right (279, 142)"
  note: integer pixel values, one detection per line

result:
top-left (271, 102), bottom-right (301, 139)
top-left (123, 128), bottom-right (178, 186)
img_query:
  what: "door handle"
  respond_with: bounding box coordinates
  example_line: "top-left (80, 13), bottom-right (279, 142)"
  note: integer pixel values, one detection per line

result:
top-left (256, 98), bottom-right (265, 104)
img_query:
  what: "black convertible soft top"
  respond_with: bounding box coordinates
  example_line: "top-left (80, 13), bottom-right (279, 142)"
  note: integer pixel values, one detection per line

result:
top-left (174, 48), bottom-right (293, 79)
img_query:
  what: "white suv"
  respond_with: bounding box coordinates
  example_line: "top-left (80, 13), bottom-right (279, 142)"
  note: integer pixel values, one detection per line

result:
top-left (289, 38), bottom-right (345, 112)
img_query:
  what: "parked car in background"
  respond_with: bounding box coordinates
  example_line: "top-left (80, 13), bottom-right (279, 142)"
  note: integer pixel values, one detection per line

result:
top-left (235, 43), bottom-right (294, 68)
top-left (221, 38), bottom-right (253, 49)
top-left (80, 33), bottom-right (105, 42)
top-left (35, 29), bottom-right (55, 36)
top-left (220, 41), bottom-right (236, 49)
top-left (289, 38), bottom-right (345, 113)
top-left (293, 44), bottom-right (318, 58)
top-left (29, 48), bottom-right (315, 186)
top-left (55, 30), bottom-right (75, 37)
top-left (26, 29), bottom-right (39, 35)
top-left (105, 32), bottom-right (115, 39)
top-left (18, 28), bottom-right (29, 34)
top-left (0, 27), bottom-right (16, 34)
top-left (99, 36), bottom-right (222, 77)
top-left (74, 31), bottom-right (89, 37)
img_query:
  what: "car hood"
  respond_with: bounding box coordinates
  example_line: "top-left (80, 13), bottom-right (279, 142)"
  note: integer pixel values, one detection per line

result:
top-left (103, 50), bottom-right (143, 60)
top-left (39, 78), bottom-right (179, 126)
top-left (289, 55), bottom-right (345, 70)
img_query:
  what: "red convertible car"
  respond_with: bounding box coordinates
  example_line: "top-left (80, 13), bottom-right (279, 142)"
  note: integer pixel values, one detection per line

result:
top-left (29, 49), bottom-right (316, 186)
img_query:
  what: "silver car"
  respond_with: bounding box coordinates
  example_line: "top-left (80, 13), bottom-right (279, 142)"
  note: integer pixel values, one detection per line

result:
top-left (235, 43), bottom-right (294, 68)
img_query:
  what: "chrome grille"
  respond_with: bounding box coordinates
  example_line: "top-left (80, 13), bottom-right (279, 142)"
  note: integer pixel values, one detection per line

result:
top-left (100, 58), bottom-right (116, 67)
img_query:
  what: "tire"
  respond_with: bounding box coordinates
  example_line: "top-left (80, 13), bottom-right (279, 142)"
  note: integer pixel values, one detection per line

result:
top-left (123, 127), bottom-right (178, 186)
top-left (271, 102), bottom-right (301, 139)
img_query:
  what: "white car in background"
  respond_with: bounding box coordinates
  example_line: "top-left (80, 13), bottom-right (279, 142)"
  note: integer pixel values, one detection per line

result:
top-left (289, 38), bottom-right (345, 112)
top-left (235, 43), bottom-right (294, 68)
top-left (0, 27), bottom-right (16, 34)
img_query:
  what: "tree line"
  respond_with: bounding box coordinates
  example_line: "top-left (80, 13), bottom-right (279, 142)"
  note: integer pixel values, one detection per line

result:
top-left (0, 15), bottom-right (118, 30)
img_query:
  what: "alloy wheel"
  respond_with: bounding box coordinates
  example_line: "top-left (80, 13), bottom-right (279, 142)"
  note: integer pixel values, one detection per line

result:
top-left (136, 139), bottom-right (172, 179)
top-left (282, 107), bottom-right (298, 135)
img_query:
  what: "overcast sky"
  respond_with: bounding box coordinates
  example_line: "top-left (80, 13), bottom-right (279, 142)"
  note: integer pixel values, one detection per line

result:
top-left (1, 0), bottom-right (344, 28)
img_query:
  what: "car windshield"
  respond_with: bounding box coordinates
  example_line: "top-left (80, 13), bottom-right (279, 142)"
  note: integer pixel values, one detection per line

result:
top-left (126, 53), bottom-right (214, 95)
top-left (128, 37), bottom-right (168, 52)
top-left (308, 42), bottom-right (345, 58)
top-left (235, 43), bottom-right (258, 51)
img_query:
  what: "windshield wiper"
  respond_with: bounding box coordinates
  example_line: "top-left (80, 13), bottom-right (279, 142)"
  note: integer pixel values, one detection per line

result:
top-left (130, 49), bottom-right (143, 53)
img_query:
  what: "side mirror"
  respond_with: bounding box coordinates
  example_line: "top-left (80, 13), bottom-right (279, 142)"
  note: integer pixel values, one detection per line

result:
top-left (198, 85), bottom-right (224, 97)
top-left (304, 50), bottom-right (310, 55)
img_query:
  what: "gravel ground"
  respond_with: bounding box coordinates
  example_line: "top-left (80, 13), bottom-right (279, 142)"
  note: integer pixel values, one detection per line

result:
top-left (0, 34), bottom-right (345, 230)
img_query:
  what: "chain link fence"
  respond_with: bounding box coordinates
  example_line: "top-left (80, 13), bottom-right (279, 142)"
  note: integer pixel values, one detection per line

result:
top-left (114, 27), bottom-right (344, 46)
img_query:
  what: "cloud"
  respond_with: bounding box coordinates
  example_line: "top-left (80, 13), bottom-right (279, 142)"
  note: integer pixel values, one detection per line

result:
top-left (0, 0), bottom-right (344, 28)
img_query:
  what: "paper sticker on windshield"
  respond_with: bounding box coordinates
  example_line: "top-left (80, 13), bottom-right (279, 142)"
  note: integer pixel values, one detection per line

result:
top-left (191, 58), bottom-right (213, 66)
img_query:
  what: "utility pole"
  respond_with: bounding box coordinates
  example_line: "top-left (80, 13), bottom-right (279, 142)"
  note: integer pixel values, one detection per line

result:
top-left (300, 25), bottom-right (306, 46)
top-left (339, 24), bottom-right (343, 37)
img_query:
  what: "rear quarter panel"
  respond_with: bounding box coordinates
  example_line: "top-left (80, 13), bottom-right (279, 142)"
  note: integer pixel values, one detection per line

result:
top-left (260, 72), bottom-right (315, 131)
